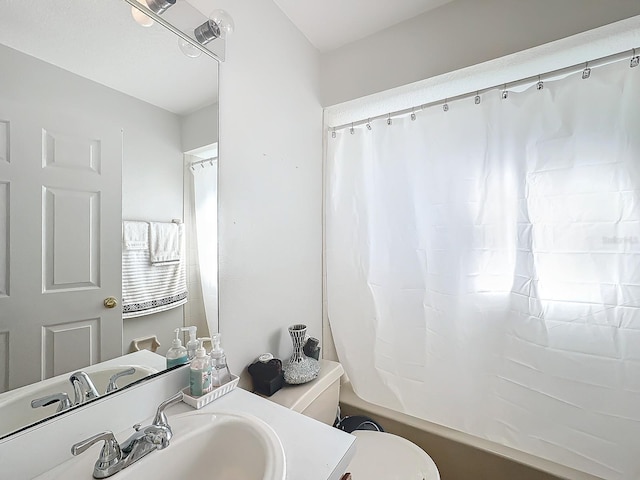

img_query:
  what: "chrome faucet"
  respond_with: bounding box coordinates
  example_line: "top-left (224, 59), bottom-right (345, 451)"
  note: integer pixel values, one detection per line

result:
top-left (32, 368), bottom-right (138, 415)
top-left (69, 371), bottom-right (100, 405)
top-left (30, 392), bottom-right (73, 413)
top-left (71, 391), bottom-right (184, 478)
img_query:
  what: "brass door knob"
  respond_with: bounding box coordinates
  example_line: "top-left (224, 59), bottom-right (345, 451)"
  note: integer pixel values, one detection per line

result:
top-left (103, 297), bottom-right (118, 309)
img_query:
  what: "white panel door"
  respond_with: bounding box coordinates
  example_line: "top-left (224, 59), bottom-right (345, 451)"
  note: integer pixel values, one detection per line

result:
top-left (0, 100), bottom-right (122, 391)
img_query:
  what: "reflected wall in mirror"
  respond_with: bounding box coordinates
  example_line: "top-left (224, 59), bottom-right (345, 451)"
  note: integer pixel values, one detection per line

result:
top-left (0, 0), bottom-right (219, 439)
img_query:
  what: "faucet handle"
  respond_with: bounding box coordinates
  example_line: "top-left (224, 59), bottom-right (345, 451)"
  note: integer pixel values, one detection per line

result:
top-left (31, 392), bottom-right (73, 412)
top-left (152, 391), bottom-right (184, 428)
top-left (72, 431), bottom-right (122, 471)
top-left (105, 367), bottom-right (136, 393)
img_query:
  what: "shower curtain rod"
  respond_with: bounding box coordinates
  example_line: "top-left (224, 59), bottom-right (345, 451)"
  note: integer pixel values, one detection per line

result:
top-left (329, 46), bottom-right (640, 133)
top-left (189, 157), bottom-right (217, 169)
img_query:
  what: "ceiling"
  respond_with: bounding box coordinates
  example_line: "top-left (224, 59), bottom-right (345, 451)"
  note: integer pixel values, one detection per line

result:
top-left (272, 0), bottom-right (456, 52)
top-left (0, 0), bottom-right (219, 116)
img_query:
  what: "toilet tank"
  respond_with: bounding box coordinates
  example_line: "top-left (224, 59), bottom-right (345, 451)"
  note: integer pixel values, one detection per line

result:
top-left (267, 360), bottom-right (344, 425)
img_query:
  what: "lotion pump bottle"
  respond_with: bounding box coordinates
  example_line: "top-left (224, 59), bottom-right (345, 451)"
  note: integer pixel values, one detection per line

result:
top-left (189, 339), bottom-right (212, 397)
top-left (166, 328), bottom-right (188, 369)
top-left (185, 326), bottom-right (198, 360)
top-left (210, 333), bottom-right (231, 387)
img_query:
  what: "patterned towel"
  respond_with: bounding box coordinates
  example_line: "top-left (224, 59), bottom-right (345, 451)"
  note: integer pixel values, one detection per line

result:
top-left (122, 221), bottom-right (187, 318)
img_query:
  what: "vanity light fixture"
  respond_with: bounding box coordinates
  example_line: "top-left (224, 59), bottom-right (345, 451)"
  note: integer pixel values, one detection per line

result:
top-left (131, 0), bottom-right (176, 27)
top-left (178, 9), bottom-right (234, 58)
top-left (194, 9), bottom-right (235, 45)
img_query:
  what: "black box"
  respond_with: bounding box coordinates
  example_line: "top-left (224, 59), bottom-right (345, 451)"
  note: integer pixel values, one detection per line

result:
top-left (248, 358), bottom-right (285, 397)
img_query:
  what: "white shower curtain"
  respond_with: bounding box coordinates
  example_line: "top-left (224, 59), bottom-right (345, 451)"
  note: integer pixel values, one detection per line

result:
top-left (191, 160), bottom-right (218, 334)
top-left (326, 60), bottom-right (640, 479)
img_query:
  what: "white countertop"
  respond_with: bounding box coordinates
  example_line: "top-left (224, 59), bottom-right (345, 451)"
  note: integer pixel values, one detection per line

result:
top-left (0, 350), bottom-right (165, 406)
top-left (35, 386), bottom-right (356, 480)
top-left (178, 388), bottom-right (356, 480)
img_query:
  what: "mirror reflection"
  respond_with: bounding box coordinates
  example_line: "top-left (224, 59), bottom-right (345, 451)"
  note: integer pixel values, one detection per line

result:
top-left (0, 0), bottom-right (219, 438)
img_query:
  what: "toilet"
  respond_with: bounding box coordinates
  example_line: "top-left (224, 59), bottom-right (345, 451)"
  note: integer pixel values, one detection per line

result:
top-left (266, 360), bottom-right (440, 479)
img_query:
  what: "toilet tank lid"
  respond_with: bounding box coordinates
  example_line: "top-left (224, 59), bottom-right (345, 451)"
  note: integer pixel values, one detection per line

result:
top-left (268, 359), bottom-right (344, 413)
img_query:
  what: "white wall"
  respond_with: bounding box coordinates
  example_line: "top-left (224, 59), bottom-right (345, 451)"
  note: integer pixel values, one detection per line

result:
top-left (118, 82), bottom-right (185, 358)
top-left (180, 102), bottom-right (219, 154)
top-left (320, 0), bottom-right (640, 106)
top-left (190, 0), bottom-right (322, 384)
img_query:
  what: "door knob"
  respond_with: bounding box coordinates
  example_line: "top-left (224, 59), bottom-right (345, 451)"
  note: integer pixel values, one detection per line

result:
top-left (104, 297), bottom-right (118, 309)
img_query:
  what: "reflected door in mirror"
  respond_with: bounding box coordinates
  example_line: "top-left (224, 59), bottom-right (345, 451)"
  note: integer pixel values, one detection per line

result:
top-left (0, 52), bottom-right (123, 391)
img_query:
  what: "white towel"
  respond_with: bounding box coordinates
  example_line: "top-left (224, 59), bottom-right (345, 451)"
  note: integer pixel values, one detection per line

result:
top-left (149, 222), bottom-right (183, 265)
top-left (123, 221), bottom-right (148, 250)
top-left (122, 221), bottom-right (187, 319)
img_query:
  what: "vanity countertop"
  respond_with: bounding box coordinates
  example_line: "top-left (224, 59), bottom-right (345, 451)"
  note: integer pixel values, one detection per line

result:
top-left (35, 386), bottom-right (356, 480)
top-left (0, 350), bottom-right (165, 405)
top-left (177, 387), bottom-right (356, 480)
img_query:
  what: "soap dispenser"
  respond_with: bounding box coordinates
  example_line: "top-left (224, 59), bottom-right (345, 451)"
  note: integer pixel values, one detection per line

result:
top-left (189, 339), bottom-right (212, 397)
top-left (185, 326), bottom-right (198, 360)
top-left (166, 328), bottom-right (189, 369)
top-left (210, 333), bottom-right (231, 387)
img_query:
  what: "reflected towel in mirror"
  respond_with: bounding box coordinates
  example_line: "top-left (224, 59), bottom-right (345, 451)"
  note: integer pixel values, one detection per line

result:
top-left (149, 222), bottom-right (183, 265)
top-left (123, 221), bottom-right (149, 250)
top-left (122, 221), bottom-right (187, 319)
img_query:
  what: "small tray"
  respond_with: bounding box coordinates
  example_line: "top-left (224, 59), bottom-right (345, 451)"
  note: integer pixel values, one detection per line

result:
top-left (181, 374), bottom-right (239, 409)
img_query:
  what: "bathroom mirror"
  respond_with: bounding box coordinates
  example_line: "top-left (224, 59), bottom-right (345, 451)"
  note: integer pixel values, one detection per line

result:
top-left (0, 0), bottom-right (218, 438)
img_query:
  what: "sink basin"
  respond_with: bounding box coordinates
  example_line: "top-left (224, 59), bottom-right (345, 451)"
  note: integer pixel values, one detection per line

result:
top-left (0, 364), bottom-right (157, 437)
top-left (119, 412), bottom-right (286, 480)
top-left (37, 411), bottom-right (286, 480)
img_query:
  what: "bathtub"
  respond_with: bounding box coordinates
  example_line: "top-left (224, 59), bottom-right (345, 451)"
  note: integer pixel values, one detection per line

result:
top-left (338, 382), bottom-right (601, 480)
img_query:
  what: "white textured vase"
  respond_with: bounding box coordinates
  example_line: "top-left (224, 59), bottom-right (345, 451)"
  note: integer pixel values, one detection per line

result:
top-left (283, 324), bottom-right (320, 384)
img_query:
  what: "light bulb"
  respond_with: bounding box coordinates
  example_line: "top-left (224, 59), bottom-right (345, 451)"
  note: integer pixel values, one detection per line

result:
top-left (131, 0), bottom-right (154, 27)
top-left (178, 38), bottom-right (202, 58)
top-left (194, 9), bottom-right (235, 45)
top-left (131, 0), bottom-right (176, 27)
top-left (210, 9), bottom-right (235, 39)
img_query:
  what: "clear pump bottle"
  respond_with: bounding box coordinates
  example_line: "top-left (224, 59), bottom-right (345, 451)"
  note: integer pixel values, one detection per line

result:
top-left (166, 328), bottom-right (188, 368)
top-left (189, 339), bottom-right (212, 397)
top-left (185, 326), bottom-right (199, 360)
top-left (210, 333), bottom-right (231, 387)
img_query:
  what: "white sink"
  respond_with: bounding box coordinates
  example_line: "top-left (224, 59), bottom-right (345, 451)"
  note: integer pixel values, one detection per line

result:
top-left (0, 364), bottom-right (157, 437)
top-left (121, 412), bottom-right (286, 480)
top-left (38, 411), bottom-right (286, 480)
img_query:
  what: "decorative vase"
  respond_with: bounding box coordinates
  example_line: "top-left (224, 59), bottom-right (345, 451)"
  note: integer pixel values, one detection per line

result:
top-left (283, 324), bottom-right (320, 384)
